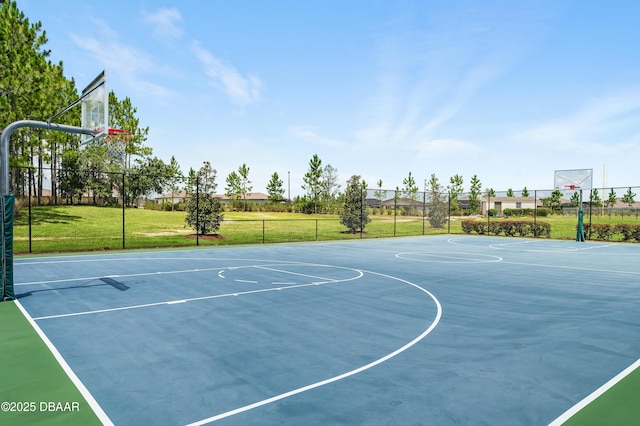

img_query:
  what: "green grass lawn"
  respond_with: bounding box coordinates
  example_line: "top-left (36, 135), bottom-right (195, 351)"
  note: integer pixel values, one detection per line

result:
top-left (12, 205), bottom-right (640, 254)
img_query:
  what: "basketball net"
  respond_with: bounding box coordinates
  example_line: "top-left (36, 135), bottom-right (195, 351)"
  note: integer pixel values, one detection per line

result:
top-left (104, 128), bottom-right (130, 162)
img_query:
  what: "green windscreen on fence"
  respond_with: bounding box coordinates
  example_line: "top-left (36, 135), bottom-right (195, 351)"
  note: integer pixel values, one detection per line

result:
top-left (1, 194), bottom-right (14, 301)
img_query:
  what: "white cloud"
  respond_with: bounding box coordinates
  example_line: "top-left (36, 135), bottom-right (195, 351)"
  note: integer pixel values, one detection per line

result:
top-left (516, 89), bottom-right (640, 153)
top-left (288, 126), bottom-right (344, 148)
top-left (190, 41), bottom-right (262, 106)
top-left (356, 4), bottom-right (548, 152)
top-left (142, 7), bottom-right (183, 40)
top-left (71, 20), bottom-right (172, 102)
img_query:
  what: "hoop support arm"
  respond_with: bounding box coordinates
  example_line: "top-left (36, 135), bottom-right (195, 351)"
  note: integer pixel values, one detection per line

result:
top-left (0, 120), bottom-right (95, 195)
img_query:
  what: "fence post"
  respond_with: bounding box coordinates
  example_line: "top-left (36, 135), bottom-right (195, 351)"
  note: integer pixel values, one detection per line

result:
top-left (422, 190), bottom-right (426, 235)
top-left (122, 172), bottom-right (125, 249)
top-left (28, 168), bottom-right (32, 253)
top-left (360, 187), bottom-right (364, 239)
top-left (262, 220), bottom-right (265, 243)
top-left (394, 189), bottom-right (397, 237)
top-left (487, 193), bottom-right (491, 228)
top-left (447, 192), bottom-right (451, 234)
top-left (196, 176), bottom-right (200, 246)
top-left (315, 219), bottom-right (318, 241)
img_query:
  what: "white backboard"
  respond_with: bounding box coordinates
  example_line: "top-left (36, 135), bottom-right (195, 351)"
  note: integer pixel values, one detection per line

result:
top-left (81, 70), bottom-right (108, 143)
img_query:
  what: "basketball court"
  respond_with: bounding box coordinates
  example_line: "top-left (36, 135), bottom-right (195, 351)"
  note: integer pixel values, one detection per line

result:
top-left (3, 235), bottom-right (639, 425)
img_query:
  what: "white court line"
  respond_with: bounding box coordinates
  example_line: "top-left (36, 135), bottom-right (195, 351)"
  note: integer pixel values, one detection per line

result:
top-left (501, 260), bottom-right (640, 276)
top-left (32, 276), bottom-right (362, 321)
top-left (14, 267), bottom-right (223, 286)
top-left (185, 269), bottom-right (442, 425)
top-left (14, 300), bottom-right (114, 426)
top-left (253, 265), bottom-right (348, 282)
top-left (549, 358), bottom-right (640, 426)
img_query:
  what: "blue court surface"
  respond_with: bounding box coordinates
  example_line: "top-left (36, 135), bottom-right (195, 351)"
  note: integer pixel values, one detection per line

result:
top-left (14, 235), bottom-right (640, 425)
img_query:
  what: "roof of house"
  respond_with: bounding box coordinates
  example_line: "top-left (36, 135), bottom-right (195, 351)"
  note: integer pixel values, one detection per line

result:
top-left (156, 191), bottom-right (270, 201)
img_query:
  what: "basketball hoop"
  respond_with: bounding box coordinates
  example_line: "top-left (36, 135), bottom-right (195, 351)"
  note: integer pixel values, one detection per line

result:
top-left (564, 184), bottom-right (576, 191)
top-left (104, 128), bottom-right (130, 162)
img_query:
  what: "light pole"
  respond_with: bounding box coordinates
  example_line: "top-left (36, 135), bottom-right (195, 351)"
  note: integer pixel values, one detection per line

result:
top-left (288, 171), bottom-right (290, 203)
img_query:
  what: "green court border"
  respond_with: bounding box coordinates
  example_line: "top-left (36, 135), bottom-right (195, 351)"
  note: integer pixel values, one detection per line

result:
top-left (0, 300), bottom-right (108, 425)
top-left (551, 358), bottom-right (640, 425)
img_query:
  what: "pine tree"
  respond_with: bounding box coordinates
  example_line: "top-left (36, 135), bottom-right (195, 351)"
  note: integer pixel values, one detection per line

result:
top-left (266, 172), bottom-right (285, 202)
top-left (185, 162), bottom-right (224, 235)
top-left (622, 187), bottom-right (636, 207)
top-left (302, 154), bottom-right (323, 213)
top-left (468, 174), bottom-right (482, 214)
top-left (426, 174), bottom-right (447, 228)
top-left (340, 175), bottom-right (370, 233)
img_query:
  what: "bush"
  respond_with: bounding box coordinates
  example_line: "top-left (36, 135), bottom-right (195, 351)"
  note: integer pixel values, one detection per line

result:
top-left (614, 224), bottom-right (635, 241)
top-left (530, 222), bottom-right (551, 238)
top-left (582, 223), bottom-right (640, 242)
top-left (460, 220), bottom-right (550, 238)
top-left (535, 208), bottom-right (551, 217)
top-left (461, 221), bottom-right (474, 233)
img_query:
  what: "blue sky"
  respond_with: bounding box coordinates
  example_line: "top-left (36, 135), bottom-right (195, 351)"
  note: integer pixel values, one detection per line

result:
top-left (18, 0), bottom-right (640, 196)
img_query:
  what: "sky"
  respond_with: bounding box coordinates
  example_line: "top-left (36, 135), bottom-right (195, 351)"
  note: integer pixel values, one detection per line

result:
top-left (17, 0), bottom-right (640, 197)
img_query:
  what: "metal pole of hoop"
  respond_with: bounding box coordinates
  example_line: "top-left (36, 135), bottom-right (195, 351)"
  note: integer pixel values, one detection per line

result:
top-left (1, 120), bottom-right (95, 300)
top-left (566, 184), bottom-right (586, 242)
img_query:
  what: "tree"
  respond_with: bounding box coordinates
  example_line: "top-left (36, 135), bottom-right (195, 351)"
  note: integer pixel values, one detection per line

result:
top-left (547, 189), bottom-right (563, 211)
top-left (570, 192), bottom-right (580, 208)
top-left (266, 172), bottom-right (285, 202)
top-left (622, 187), bottom-right (636, 207)
top-left (185, 162), bottom-right (224, 235)
top-left (605, 188), bottom-right (617, 208)
top-left (589, 188), bottom-right (602, 207)
top-left (302, 154), bottom-right (323, 213)
top-left (447, 174), bottom-right (464, 214)
top-left (237, 163), bottom-right (252, 211)
top-left (402, 171), bottom-right (418, 210)
top-left (486, 188), bottom-right (496, 197)
top-left (321, 164), bottom-right (340, 207)
top-left (340, 175), bottom-right (370, 233)
top-left (506, 188), bottom-right (514, 197)
top-left (165, 156), bottom-right (182, 210)
top-left (522, 187), bottom-right (530, 197)
top-left (426, 174), bottom-right (447, 228)
top-left (374, 179), bottom-right (386, 208)
top-left (127, 156), bottom-right (171, 207)
top-left (468, 174), bottom-right (482, 214)
top-left (108, 91), bottom-right (151, 169)
top-left (225, 171), bottom-right (242, 209)
top-left (57, 149), bottom-right (84, 204)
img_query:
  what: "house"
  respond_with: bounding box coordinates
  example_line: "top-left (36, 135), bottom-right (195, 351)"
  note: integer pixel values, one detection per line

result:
top-left (481, 196), bottom-right (541, 216)
top-left (155, 191), bottom-right (271, 205)
top-left (155, 190), bottom-right (188, 205)
top-left (379, 197), bottom-right (426, 211)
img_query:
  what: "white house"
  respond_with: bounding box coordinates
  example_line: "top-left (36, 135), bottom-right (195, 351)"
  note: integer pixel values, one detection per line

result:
top-left (481, 196), bottom-right (541, 216)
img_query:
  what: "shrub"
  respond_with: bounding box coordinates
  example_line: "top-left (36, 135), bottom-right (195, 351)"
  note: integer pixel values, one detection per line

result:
top-left (614, 224), bottom-right (635, 241)
top-left (535, 208), bottom-right (550, 217)
top-left (461, 220), bottom-right (475, 233)
top-left (588, 224), bottom-right (614, 240)
top-left (459, 220), bottom-right (550, 238)
top-left (514, 222), bottom-right (530, 237)
top-left (488, 222), bottom-right (501, 235)
top-left (530, 222), bottom-right (551, 238)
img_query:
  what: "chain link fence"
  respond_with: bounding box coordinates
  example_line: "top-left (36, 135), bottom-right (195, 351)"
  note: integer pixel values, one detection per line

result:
top-left (10, 166), bottom-right (640, 253)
